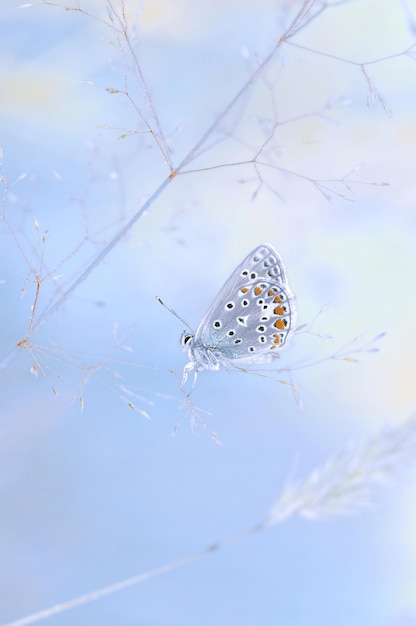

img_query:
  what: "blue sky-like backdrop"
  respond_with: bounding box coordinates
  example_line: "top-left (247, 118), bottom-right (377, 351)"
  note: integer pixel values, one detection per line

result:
top-left (1, 1), bottom-right (416, 625)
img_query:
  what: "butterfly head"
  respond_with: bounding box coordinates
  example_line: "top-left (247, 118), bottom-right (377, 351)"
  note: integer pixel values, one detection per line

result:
top-left (180, 330), bottom-right (194, 351)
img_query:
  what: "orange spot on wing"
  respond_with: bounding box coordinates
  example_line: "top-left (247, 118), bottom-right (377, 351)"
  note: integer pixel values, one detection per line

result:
top-left (273, 295), bottom-right (282, 303)
top-left (268, 289), bottom-right (276, 296)
top-left (254, 286), bottom-right (263, 296)
top-left (274, 318), bottom-right (286, 330)
top-left (241, 287), bottom-right (249, 294)
top-left (273, 334), bottom-right (280, 344)
top-left (274, 305), bottom-right (285, 316)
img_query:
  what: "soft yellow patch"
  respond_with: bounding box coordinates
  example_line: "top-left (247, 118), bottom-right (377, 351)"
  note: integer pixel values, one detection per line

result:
top-left (0, 73), bottom-right (55, 111)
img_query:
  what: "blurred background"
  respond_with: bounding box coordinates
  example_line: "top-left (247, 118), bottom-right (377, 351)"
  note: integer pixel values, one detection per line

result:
top-left (1, 1), bottom-right (416, 624)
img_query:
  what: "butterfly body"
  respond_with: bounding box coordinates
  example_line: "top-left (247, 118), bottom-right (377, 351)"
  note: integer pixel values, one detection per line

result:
top-left (181, 244), bottom-right (295, 386)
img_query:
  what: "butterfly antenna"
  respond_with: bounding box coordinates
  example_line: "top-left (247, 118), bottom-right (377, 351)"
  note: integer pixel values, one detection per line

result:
top-left (156, 296), bottom-right (194, 334)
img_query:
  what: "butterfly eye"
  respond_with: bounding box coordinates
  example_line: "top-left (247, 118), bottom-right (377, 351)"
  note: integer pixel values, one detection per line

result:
top-left (182, 333), bottom-right (193, 347)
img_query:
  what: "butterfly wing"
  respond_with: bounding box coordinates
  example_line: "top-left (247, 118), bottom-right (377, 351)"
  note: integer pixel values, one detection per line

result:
top-left (194, 244), bottom-right (295, 361)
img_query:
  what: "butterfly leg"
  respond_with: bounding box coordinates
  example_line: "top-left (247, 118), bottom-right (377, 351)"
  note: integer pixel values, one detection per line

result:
top-left (182, 361), bottom-right (201, 397)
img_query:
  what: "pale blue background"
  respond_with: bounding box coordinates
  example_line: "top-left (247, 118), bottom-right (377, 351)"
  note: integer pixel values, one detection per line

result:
top-left (1, 1), bottom-right (416, 625)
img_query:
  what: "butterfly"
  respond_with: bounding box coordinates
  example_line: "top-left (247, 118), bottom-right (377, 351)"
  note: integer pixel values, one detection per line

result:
top-left (181, 243), bottom-right (296, 388)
